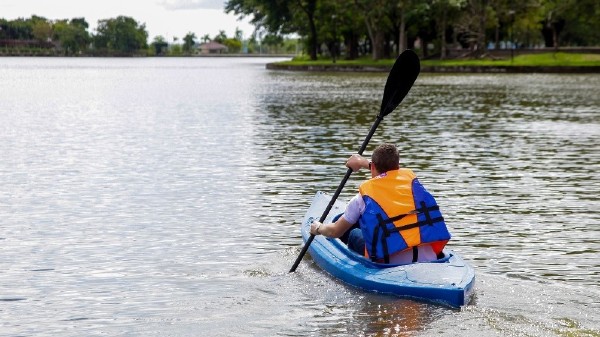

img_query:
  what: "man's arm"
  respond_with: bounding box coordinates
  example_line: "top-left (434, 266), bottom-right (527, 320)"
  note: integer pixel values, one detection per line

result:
top-left (310, 215), bottom-right (355, 238)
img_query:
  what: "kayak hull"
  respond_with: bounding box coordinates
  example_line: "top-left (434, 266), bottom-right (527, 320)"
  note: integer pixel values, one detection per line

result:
top-left (301, 191), bottom-right (475, 308)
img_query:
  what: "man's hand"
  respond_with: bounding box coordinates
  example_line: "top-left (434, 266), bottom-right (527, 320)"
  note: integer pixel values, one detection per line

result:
top-left (310, 220), bottom-right (323, 235)
top-left (346, 154), bottom-right (369, 172)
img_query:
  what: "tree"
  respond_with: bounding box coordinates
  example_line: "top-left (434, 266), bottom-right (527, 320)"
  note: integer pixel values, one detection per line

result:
top-left (262, 33), bottom-right (283, 53)
top-left (430, 0), bottom-right (466, 59)
top-left (234, 27), bottom-right (244, 41)
top-left (226, 0), bottom-right (319, 60)
top-left (213, 30), bottom-right (227, 43)
top-left (170, 44), bottom-right (183, 55)
top-left (31, 17), bottom-right (52, 42)
top-left (234, 0), bottom-right (598, 60)
top-left (297, 0), bottom-right (319, 60)
top-left (223, 38), bottom-right (242, 53)
top-left (151, 35), bottom-right (169, 55)
top-left (53, 18), bottom-right (90, 55)
top-left (1, 17), bottom-right (34, 39)
top-left (536, 0), bottom-right (600, 48)
top-left (347, 0), bottom-right (415, 59)
top-left (319, 0), bottom-right (365, 60)
top-left (454, 0), bottom-right (491, 56)
top-left (559, 0), bottom-right (600, 46)
top-left (355, 0), bottom-right (383, 59)
top-left (183, 32), bottom-right (196, 54)
top-left (94, 16), bottom-right (148, 55)
top-left (539, 0), bottom-right (571, 48)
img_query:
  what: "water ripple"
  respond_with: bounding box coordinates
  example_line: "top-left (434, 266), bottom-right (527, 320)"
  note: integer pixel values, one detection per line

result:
top-left (0, 58), bottom-right (599, 336)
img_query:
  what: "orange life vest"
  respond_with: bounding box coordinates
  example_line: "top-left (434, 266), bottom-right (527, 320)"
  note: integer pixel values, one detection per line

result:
top-left (358, 168), bottom-right (451, 263)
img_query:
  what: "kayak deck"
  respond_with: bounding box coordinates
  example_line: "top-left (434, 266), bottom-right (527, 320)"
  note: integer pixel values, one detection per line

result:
top-left (301, 191), bottom-right (475, 308)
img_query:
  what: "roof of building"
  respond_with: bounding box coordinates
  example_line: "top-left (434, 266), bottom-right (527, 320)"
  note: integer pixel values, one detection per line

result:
top-left (200, 41), bottom-right (227, 50)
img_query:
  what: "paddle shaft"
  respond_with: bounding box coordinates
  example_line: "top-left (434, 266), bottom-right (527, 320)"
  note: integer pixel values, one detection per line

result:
top-left (288, 115), bottom-right (384, 273)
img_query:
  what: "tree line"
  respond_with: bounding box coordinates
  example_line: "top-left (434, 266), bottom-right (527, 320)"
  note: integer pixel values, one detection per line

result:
top-left (225, 0), bottom-right (600, 60)
top-left (0, 15), bottom-right (292, 56)
top-left (0, 16), bottom-right (148, 56)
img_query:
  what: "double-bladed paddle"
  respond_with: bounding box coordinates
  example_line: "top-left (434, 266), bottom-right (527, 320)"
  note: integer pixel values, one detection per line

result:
top-left (289, 49), bottom-right (421, 273)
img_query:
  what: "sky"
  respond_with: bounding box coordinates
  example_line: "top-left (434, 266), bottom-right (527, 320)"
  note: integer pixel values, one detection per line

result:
top-left (2, 0), bottom-right (256, 41)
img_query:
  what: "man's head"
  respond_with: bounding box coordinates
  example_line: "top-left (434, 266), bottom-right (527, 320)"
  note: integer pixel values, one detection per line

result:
top-left (371, 143), bottom-right (400, 173)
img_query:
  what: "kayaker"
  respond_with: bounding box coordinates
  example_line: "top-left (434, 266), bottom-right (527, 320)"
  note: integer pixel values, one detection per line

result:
top-left (310, 143), bottom-right (451, 264)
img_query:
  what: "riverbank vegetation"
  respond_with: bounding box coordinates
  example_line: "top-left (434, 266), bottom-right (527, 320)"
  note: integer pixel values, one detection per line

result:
top-left (0, 15), bottom-right (294, 57)
top-left (279, 52), bottom-right (600, 68)
top-left (1, 0), bottom-right (599, 60)
top-left (226, 0), bottom-right (600, 61)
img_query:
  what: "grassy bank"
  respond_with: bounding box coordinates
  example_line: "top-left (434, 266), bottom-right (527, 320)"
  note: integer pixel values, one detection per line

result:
top-left (276, 52), bottom-right (600, 68)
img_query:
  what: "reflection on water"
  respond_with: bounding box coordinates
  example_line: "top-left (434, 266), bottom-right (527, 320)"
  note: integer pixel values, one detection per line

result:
top-left (0, 58), bottom-right (598, 336)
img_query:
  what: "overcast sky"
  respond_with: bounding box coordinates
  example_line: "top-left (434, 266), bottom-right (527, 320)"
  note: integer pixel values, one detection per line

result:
top-left (2, 0), bottom-right (256, 40)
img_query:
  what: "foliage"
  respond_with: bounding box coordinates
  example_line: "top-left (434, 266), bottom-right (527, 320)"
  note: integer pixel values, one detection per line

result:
top-left (201, 34), bottom-right (211, 43)
top-left (0, 17), bottom-right (34, 39)
top-left (169, 44), bottom-right (183, 56)
top-left (226, 0), bottom-right (600, 60)
top-left (279, 52), bottom-right (600, 67)
top-left (183, 32), bottom-right (197, 54)
top-left (150, 35), bottom-right (169, 56)
top-left (222, 38), bottom-right (242, 53)
top-left (213, 30), bottom-right (228, 43)
top-left (31, 17), bottom-right (52, 42)
top-left (93, 16), bottom-right (148, 55)
top-left (422, 52), bottom-right (600, 66)
top-left (53, 18), bottom-right (90, 55)
top-left (225, 0), bottom-right (319, 59)
top-left (2, 0), bottom-right (599, 59)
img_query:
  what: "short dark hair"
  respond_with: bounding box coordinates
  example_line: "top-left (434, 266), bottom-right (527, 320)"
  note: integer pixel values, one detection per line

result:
top-left (371, 143), bottom-right (400, 173)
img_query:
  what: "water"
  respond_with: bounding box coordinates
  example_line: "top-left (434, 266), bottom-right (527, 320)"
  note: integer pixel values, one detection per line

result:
top-left (0, 57), bottom-right (599, 336)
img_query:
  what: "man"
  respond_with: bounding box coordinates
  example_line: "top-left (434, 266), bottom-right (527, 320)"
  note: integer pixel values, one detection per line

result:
top-left (310, 143), bottom-right (451, 264)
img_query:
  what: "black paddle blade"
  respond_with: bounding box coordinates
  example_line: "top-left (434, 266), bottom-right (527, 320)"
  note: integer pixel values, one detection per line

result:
top-left (380, 49), bottom-right (420, 117)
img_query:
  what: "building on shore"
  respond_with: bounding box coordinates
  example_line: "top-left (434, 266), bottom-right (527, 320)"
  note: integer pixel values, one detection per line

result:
top-left (199, 41), bottom-right (228, 55)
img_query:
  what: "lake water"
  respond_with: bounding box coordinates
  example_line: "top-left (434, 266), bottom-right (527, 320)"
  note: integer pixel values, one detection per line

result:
top-left (0, 57), bottom-right (599, 336)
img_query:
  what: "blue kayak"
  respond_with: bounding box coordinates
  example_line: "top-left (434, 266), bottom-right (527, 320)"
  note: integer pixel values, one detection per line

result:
top-left (301, 191), bottom-right (475, 308)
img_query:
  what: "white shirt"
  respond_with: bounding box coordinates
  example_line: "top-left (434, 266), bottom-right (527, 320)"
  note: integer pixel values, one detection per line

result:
top-left (341, 193), bottom-right (364, 225)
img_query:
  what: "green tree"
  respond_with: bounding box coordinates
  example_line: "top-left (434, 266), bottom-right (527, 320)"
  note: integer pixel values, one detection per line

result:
top-left (169, 44), bottom-right (183, 55)
top-left (537, 0), bottom-right (600, 48)
top-left (2, 17), bottom-right (34, 39)
top-left (453, 0), bottom-right (492, 56)
top-left (113, 0), bottom-right (598, 60)
top-left (297, 0), bottom-right (319, 60)
top-left (262, 33), bottom-right (283, 53)
top-left (226, 0), bottom-right (319, 60)
top-left (53, 18), bottom-right (90, 55)
top-left (183, 32), bottom-right (196, 53)
top-left (31, 17), bottom-right (52, 42)
top-left (355, 0), bottom-right (397, 60)
top-left (234, 27), bottom-right (244, 40)
top-left (151, 35), bottom-right (169, 55)
top-left (223, 38), bottom-right (242, 53)
top-left (430, 0), bottom-right (466, 58)
top-left (560, 0), bottom-right (600, 46)
top-left (213, 30), bottom-right (227, 43)
top-left (93, 16), bottom-right (148, 55)
top-left (318, 0), bottom-right (364, 60)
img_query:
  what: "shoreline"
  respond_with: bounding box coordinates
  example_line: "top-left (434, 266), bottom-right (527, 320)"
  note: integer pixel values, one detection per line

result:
top-left (266, 63), bottom-right (600, 74)
top-left (0, 53), bottom-right (295, 58)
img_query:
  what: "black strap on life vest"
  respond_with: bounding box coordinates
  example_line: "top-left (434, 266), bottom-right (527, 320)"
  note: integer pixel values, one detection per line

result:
top-left (371, 201), bottom-right (444, 263)
top-left (371, 220), bottom-right (381, 263)
top-left (412, 246), bottom-right (419, 263)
